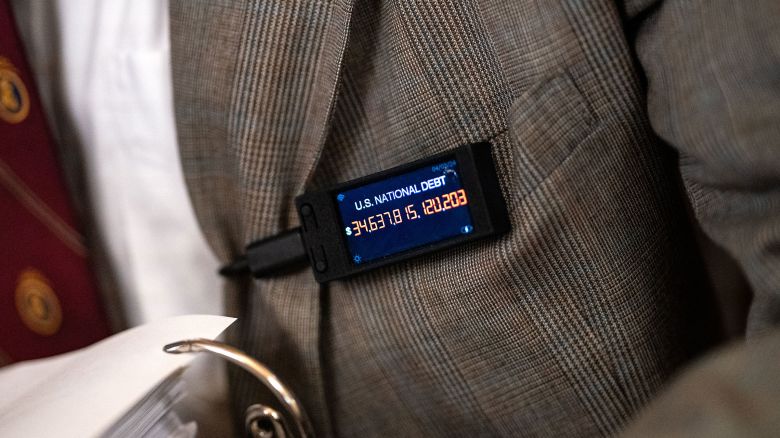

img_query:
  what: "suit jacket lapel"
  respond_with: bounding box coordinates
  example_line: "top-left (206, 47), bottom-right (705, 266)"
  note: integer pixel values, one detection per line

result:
top-left (171, 1), bottom-right (356, 435)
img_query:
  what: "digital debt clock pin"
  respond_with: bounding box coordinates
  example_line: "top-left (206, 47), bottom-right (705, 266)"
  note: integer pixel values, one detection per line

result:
top-left (219, 143), bottom-right (510, 283)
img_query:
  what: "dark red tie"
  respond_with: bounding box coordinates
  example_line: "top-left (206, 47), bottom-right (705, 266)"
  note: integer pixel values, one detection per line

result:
top-left (0, 0), bottom-right (111, 364)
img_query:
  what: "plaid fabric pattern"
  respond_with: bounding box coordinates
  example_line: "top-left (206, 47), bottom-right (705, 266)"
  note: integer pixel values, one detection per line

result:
top-left (170, 0), bottom-right (778, 435)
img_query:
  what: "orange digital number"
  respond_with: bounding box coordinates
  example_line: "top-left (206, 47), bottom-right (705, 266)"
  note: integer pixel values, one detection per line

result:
top-left (449, 192), bottom-right (460, 208)
top-left (457, 189), bottom-right (468, 205)
top-left (382, 211), bottom-right (392, 225)
top-left (422, 199), bottom-right (433, 215)
top-left (442, 192), bottom-right (452, 210)
top-left (405, 204), bottom-right (419, 220)
top-left (433, 196), bottom-right (442, 213)
top-left (368, 215), bottom-right (379, 232)
top-left (351, 221), bottom-right (362, 237)
top-left (393, 208), bottom-right (403, 224)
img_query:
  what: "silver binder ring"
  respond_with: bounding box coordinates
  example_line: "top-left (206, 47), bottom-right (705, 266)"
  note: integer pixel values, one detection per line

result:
top-left (164, 338), bottom-right (313, 438)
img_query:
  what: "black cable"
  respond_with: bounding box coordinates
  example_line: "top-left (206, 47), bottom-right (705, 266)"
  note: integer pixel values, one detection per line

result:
top-left (218, 227), bottom-right (308, 278)
top-left (218, 255), bottom-right (249, 276)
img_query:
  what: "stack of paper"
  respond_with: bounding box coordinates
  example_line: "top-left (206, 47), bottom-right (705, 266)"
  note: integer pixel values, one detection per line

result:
top-left (0, 315), bottom-right (235, 437)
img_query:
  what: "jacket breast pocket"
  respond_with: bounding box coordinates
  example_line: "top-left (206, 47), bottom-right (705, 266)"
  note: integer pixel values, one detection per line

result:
top-left (508, 70), bottom-right (598, 196)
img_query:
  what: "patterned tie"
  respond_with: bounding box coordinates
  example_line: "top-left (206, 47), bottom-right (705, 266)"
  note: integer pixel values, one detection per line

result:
top-left (0, 0), bottom-right (111, 365)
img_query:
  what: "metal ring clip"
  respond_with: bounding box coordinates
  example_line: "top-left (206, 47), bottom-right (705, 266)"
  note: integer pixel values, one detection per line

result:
top-left (164, 338), bottom-right (313, 438)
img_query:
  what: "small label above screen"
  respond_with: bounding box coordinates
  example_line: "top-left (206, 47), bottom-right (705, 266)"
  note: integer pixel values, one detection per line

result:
top-left (336, 159), bottom-right (474, 264)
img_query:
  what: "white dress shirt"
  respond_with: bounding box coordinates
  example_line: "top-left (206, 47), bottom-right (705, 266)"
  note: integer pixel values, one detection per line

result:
top-left (12, 0), bottom-right (221, 325)
top-left (12, 1), bottom-right (231, 434)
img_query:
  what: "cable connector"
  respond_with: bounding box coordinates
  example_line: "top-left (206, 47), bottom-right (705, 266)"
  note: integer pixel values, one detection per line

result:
top-left (218, 227), bottom-right (308, 278)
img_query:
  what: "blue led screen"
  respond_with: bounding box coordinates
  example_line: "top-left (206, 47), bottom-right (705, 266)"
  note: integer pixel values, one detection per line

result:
top-left (336, 159), bottom-right (474, 264)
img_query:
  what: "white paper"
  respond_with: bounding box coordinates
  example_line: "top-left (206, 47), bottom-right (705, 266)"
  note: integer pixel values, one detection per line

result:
top-left (0, 315), bottom-right (235, 438)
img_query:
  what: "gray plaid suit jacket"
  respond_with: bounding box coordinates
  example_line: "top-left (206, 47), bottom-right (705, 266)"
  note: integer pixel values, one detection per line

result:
top-left (169, 0), bottom-right (780, 435)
